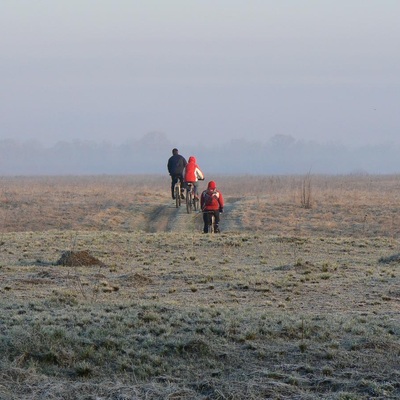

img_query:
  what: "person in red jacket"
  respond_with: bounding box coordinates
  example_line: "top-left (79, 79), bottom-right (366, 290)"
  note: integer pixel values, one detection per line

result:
top-left (200, 180), bottom-right (224, 233)
top-left (184, 156), bottom-right (204, 199)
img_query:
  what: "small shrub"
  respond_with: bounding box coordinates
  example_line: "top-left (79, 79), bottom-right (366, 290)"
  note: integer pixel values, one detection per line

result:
top-left (75, 361), bottom-right (93, 377)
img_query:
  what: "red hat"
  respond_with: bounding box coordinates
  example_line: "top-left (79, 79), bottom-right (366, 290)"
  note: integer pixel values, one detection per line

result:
top-left (208, 181), bottom-right (216, 190)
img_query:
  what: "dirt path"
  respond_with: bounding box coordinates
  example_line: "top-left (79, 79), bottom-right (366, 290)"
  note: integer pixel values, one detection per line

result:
top-left (145, 198), bottom-right (243, 233)
top-left (146, 204), bottom-right (175, 232)
top-left (146, 202), bottom-right (202, 233)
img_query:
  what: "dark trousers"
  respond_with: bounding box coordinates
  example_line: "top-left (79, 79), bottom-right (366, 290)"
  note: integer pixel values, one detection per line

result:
top-left (171, 174), bottom-right (184, 198)
top-left (202, 210), bottom-right (220, 233)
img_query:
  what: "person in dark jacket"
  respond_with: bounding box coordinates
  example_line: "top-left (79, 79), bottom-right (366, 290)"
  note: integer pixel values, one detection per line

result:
top-left (167, 148), bottom-right (187, 200)
top-left (200, 180), bottom-right (224, 233)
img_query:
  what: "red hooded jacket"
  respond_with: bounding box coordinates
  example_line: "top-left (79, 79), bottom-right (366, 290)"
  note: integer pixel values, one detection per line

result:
top-left (184, 156), bottom-right (204, 182)
top-left (201, 181), bottom-right (224, 211)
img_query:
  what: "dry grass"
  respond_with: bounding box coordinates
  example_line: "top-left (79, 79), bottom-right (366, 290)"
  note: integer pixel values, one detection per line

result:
top-left (0, 174), bottom-right (399, 399)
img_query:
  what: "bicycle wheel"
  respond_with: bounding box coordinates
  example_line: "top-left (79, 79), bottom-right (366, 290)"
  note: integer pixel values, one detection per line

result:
top-left (175, 184), bottom-right (181, 208)
top-left (186, 189), bottom-right (192, 214)
top-left (208, 213), bottom-right (215, 233)
top-left (210, 214), bottom-right (215, 233)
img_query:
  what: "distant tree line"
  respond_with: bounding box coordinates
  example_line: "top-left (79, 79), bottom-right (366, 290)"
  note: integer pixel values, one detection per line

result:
top-left (0, 133), bottom-right (399, 175)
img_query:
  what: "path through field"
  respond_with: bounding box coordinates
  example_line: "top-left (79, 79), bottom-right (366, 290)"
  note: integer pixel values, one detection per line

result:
top-left (145, 198), bottom-right (243, 233)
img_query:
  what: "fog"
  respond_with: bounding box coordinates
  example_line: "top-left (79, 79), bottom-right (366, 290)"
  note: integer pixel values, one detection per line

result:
top-left (1, 133), bottom-right (399, 175)
top-left (1, 1), bottom-right (399, 161)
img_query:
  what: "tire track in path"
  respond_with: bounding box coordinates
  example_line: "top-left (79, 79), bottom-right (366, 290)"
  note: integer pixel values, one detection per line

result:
top-left (146, 205), bottom-right (172, 232)
top-left (146, 203), bottom-right (202, 233)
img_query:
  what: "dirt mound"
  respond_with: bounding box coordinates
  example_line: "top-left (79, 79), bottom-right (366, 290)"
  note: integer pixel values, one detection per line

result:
top-left (56, 250), bottom-right (105, 267)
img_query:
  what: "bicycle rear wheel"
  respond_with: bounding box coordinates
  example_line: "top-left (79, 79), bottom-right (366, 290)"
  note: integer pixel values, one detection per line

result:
top-left (175, 184), bottom-right (181, 208)
top-left (186, 189), bottom-right (192, 214)
top-left (208, 213), bottom-right (215, 233)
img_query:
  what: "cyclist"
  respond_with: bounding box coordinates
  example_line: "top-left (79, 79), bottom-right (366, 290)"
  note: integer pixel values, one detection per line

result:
top-left (184, 156), bottom-right (204, 199)
top-left (200, 180), bottom-right (224, 233)
top-left (167, 148), bottom-right (187, 200)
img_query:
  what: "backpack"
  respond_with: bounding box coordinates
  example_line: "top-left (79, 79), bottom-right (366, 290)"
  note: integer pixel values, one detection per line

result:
top-left (203, 190), bottom-right (219, 208)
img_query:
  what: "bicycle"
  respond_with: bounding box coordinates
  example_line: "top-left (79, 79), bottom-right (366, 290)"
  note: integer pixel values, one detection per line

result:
top-left (185, 183), bottom-right (200, 214)
top-left (203, 210), bottom-right (217, 233)
top-left (174, 181), bottom-right (181, 208)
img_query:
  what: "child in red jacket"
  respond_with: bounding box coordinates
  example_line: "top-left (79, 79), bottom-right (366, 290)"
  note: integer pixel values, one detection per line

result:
top-left (184, 156), bottom-right (204, 199)
top-left (200, 180), bottom-right (224, 233)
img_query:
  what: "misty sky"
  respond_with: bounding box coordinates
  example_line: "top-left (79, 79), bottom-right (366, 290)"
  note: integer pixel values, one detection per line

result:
top-left (1, 0), bottom-right (399, 148)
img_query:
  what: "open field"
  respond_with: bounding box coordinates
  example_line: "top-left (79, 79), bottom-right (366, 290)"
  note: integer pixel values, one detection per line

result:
top-left (0, 175), bottom-right (399, 399)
